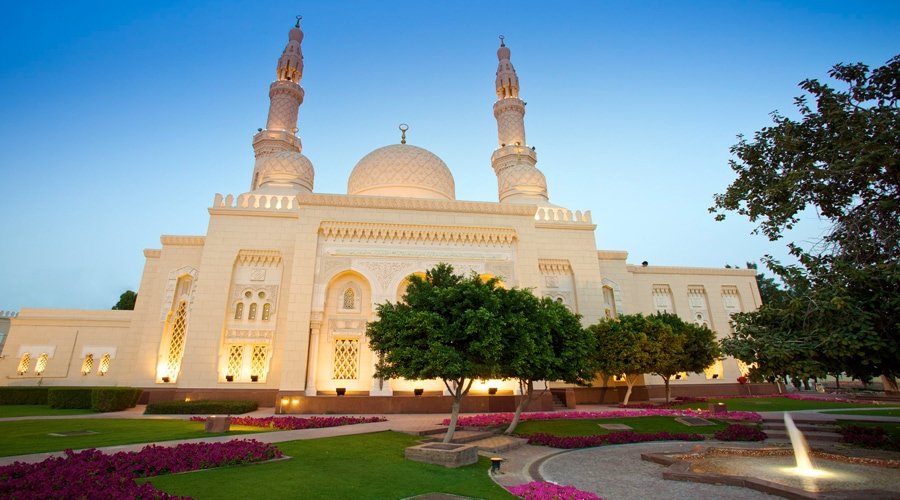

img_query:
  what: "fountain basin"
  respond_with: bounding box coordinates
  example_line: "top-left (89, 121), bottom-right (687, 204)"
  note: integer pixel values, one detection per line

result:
top-left (642, 446), bottom-right (900, 499)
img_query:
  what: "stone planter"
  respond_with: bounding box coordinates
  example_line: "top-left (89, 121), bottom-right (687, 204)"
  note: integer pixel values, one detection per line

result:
top-left (404, 442), bottom-right (478, 468)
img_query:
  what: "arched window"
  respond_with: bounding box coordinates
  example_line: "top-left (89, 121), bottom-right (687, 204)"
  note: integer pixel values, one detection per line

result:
top-left (97, 354), bottom-right (111, 376)
top-left (342, 288), bottom-right (355, 310)
top-left (234, 302), bottom-right (244, 320)
top-left (34, 353), bottom-right (49, 376)
top-left (165, 300), bottom-right (188, 380)
top-left (17, 353), bottom-right (31, 375)
top-left (81, 354), bottom-right (94, 375)
top-left (262, 303), bottom-right (271, 321)
top-left (248, 303), bottom-right (258, 320)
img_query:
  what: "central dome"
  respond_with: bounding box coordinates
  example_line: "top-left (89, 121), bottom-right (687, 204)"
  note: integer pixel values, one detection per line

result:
top-left (348, 144), bottom-right (455, 200)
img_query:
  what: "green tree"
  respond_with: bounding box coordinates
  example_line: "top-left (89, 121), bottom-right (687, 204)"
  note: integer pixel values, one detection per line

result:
top-left (711, 55), bottom-right (900, 384)
top-left (366, 264), bottom-right (505, 442)
top-left (649, 313), bottom-right (720, 402)
top-left (498, 291), bottom-right (595, 435)
top-left (590, 314), bottom-right (663, 406)
top-left (112, 290), bottom-right (137, 310)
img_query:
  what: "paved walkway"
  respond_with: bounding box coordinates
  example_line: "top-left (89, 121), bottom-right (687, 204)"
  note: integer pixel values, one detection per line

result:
top-left (2, 404), bottom-right (898, 499)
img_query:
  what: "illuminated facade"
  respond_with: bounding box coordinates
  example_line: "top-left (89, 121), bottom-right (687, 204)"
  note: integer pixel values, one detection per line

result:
top-left (0, 22), bottom-right (762, 408)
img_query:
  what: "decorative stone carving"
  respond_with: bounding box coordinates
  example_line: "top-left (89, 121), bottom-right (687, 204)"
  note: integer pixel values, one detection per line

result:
top-left (319, 221), bottom-right (517, 247)
top-left (357, 261), bottom-right (409, 291)
top-left (296, 193), bottom-right (535, 217)
top-left (348, 144), bottom-right (455, 200)
top-left (159, 266), bottom-right (199, 321)
top-left (545, 275), bottom-right (559, 288)
top-left (250, 269), bottom-right (266, 281)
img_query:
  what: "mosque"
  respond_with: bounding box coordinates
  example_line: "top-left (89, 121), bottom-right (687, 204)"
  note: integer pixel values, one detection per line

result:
top-left (0, 21), bottom-right (763, 412)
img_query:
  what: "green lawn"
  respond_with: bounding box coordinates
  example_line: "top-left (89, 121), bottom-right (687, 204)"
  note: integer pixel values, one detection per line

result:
top-left (0, 419), bottom-right (270, 456)
top-left (513, 416), bottom-right (728, 437)
top-left (821, 408), bottom-right (900, 417)
top-left (672, 397), bottom-right (893, 412)
top-left (0, 405), bottom-right (97, 418)
top-left (149, 432), bottom-right (512, 499)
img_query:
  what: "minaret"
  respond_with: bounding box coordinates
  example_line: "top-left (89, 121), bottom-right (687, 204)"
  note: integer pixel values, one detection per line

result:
top-left (491, 36), bottom-right (548, 204)
top-left (249, 17), bottom-right (314, 195)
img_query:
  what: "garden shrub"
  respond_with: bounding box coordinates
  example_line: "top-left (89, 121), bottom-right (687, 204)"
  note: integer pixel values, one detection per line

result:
top-left (0, 387), bottom-right (48, 405)
top-left (92, 388), bottom-right (142, 412)
top-left (145, 399), bottom-right (258, 415)
top-left (839, 425), bottom-right (899, 451)
top-left (0, 439), bottom-right (282, 498)
top-left (508, 481), bottom-right (601, 499)
top-left (188, 415), bottom-right (386, 429)
top-left (47, 388), bottom-right (93, 409)
top-left (713, 424), bottom-right (767, 441)
top-left (524, 431), bottom-right (704, 449)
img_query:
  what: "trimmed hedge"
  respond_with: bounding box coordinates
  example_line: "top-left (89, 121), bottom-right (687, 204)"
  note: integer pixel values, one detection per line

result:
top-left (92, 388), bottom-right (142, 412)
top-left (145, 400), bottom-right (258, 415)
top-left (47, 388), bottom-right (93, 409)
top-left (0, 387), bottom-right (49, 405)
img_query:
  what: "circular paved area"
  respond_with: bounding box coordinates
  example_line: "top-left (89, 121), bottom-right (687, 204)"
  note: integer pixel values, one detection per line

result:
top-left (537, 441), bottom-right (779, 500)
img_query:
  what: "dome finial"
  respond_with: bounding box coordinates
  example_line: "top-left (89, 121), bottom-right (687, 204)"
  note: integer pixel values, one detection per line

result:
top-left (295, 15), bottom-right (302, 28)
top-left (399, 123), bottom-right (409, 145)
top-left (499, 34), bottom-right (505, 47)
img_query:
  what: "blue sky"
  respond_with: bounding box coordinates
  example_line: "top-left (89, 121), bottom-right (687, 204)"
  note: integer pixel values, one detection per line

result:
top-left (1, 1), bottom-right (897, 310)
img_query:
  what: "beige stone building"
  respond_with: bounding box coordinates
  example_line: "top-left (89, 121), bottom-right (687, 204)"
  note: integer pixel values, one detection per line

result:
top-left (0, 22), bottom-right (763, 411)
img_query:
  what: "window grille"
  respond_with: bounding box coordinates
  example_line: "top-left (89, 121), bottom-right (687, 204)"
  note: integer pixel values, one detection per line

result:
top-left (81, 354), bottom-right (94, 375)
top-left (250, 345), bottom-right (267, 378)
top-left (234, 302), bottom-right (243, 320)
top-left (17, 353), bottom-right (31, 375)
top-left (342, 288), bottom-right (355, 310)
top-left (166, 300), bottom-right (188, 379)
top-left (262, 303), bottom-right (271, 321)
top-left (248, 303), bottom-right (257, 320)
top-left (34, 353), bottom-right (49, 375)
top-left (227, 345), bottom-right (243, 377)
top-left (333, 338), bottom-right (359, 380)
top-left (97, 353), bottom-right (111, 376)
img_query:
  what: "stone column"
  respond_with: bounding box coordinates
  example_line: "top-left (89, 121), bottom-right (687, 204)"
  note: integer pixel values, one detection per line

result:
top-left (304, 312), bottom-right (322, 396)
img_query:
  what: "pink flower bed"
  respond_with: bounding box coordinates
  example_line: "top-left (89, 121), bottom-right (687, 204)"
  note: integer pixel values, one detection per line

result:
top-left (508, 481), bottom-right (602, 499)
top-left (188, 415), bottom-right (387, 430)
top-left (523, 431), bottom-right (704, 449)
top-left (0, 439), bottom-right (282, 498)
top-left (444, 409), bottom-right (761, 427)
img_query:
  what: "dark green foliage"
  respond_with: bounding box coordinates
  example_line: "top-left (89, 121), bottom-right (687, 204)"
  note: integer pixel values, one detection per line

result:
top-left (649, 313), bottom-right (720, 402)
top-left (367, 263), bottom-right (507, 441)
top-left (47, 388), bottom-right (93, 409)
top-left (590, 314), bottom-right (665, 405)
top-left (144, 400), bottom-right (258, 415)
top-left (91, 388), bottom-right (142, 412)
top-left (712, 55), bottom-right (900, 382)
top-left (497, 290), bottom-right (596, 434)
top-left (0, 387), bottom-right (48, 405)
top-left (112, 290), bottom-right (138, 310)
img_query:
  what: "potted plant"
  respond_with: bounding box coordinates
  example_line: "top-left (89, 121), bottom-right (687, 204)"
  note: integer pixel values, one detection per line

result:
top-left (336, 387), bottom-right (346, 396)
top-left (413, 388), bottom-right (424, 396)
top-left (488, 387), bottom-right (498, 395)
top-left (250, 375), bottom-right (259, 382)
top-left (225, 375), bottom-right (234, 382)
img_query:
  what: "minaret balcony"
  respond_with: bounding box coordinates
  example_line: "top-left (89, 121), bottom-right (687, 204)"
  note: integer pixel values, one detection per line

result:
top-left (491, 144), bottom-right (537, 169)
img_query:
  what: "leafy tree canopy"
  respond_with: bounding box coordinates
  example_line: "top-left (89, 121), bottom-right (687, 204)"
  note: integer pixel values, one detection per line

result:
top-left (712, 55), bottom-right (900, 382)
top-left (112, 290), bottom-right (137, 310)
top-left (590, 313), bottom-right (664, 405)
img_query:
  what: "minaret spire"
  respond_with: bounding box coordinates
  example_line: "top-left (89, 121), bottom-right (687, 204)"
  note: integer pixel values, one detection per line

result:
top-left (490, 37), bottom-right (548, 204)
top-left (248, 18), bottom-right (315, 195)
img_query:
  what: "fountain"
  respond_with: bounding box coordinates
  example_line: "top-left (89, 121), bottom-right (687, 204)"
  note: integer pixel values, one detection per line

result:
top-left (642, 412), bottom-right (900, 499)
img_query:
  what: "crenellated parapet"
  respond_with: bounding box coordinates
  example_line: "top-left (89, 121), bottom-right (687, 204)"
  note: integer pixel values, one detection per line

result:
top-left (534, 207), bottom-right (593, 226)
top-left (0, 310), bottom-right (18, 318)
top-left (212, 193), bottom-right (299, 211)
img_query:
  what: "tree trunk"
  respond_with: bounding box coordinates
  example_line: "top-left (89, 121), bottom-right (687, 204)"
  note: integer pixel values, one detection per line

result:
top-left (834, 373), bottom-right (841, 389)
top-left (504, 379), bottom-right (534, 435)
top-left (444, 398), bottom-right (460, 443)
top-left (882, 375), bottom-right (899, 393)
top-left (662, 376), bottom-right (671, 403)
top-left (623, 376), bottom-right (636, 406)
